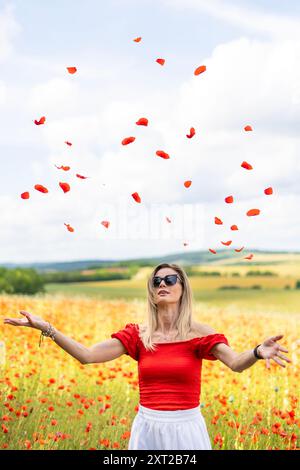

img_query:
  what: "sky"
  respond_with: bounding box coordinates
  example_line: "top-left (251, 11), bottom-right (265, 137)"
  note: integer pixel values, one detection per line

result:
top-left (1, 0), bottom-right (300, 263)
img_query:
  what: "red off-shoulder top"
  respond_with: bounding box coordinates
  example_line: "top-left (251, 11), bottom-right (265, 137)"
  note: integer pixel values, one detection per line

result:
top-left (111, 323), bottom-right (229, 410)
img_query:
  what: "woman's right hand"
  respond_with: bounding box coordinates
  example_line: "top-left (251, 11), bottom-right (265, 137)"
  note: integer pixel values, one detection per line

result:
top-left (3, 310), bottom-right (48, 332)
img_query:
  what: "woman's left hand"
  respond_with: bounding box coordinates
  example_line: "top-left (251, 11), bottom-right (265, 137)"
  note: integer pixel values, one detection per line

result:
top-left (258, 335), bottom-right (291, 369)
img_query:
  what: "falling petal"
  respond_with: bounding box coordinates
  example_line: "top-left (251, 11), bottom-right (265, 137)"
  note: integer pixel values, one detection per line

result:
top-left (64, 223), bottom-right (74, 232)
top-left (34, 116), bottom-right (46, 125)
top-left (21, 192), bottom-right (30, 199)
top-left (230, 225), bottom-right (238, 231)
top-left (76, 174), bottom-right (89, 179)
top-left (186, 127), bottom-right (196, 139)
top-left (132, 192), bottom-right (141, 203)
top-left (136, 117), bottom-right (148, 126)
top-left (244, 253), bottom-right (253, 260)
top-left (156, 150), bottom-right (170, 159)
top-left (166, 217), bottom-right (172, 223)
top-left (59, 182), bottom-right (70, 193)
top-left (55, 165), bottom-right (70, 171)
top-left (264, 187), bottom-right (273, 195)
top-left (221, 240), bottom-right (232, 246)
top-left (194, 65), bottom-right (206, 75)
top-left (65, 141), bottom-right (72, 146)
top-left (246, 208), bottom-right (260, 216)
top-left (34, 184), bottom-right (48, 193)
top-left (235, 246), bottom-right (244, 252)
top-left (101, 221), bottom-right (110, 229)
top-left (156, 58), bottom-right (165, 66)
top-left (225, 195), bottom-right (234, 203)
top-left (183, 242), bottom-right (188, 246)
top-left (122, 136), bottom-right (135, 145)
top-left (214, 217), bottom-right (223, 225)
top-left (184, 180), bottom-right (192, 188)
top-left (241, 161), bottom-right (253, 170)
top-left (209, 248), bottom-right (217, 254)
top-left (133, 37), bottom-right (142, 42)
top-left (244, 125), bottom-right (253, 131)
top-left (67, 67), bottom-right (77, 74)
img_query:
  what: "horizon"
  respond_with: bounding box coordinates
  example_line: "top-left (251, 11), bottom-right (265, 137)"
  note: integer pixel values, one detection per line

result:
top-left (1, 247), bottom-right (299, 267)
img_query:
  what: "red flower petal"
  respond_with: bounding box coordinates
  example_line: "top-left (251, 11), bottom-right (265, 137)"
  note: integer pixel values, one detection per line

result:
top-left (214, 217), bottom-right (223, 225)
top-left (59, 182), bottom-right (70, 193)
top-left (230, 225), bottom-right (238, 231)
top-left (209, 248), bottom-right (217, 254)
top-left (186, 127), bottom-right (196, 139)
top-left (156, 150), bottom-right (170, 159)
top-left (55, 165), bottom-right (70, 171)
top-left (131, 192), bottom-right (141, 203)
top-left (234, 246), bottom-right (244, 252)
top-left (133, 37), bottom-right (142, 42)
top-left (136, 117), bottom-right (148, 126)
top-left (194, 65), bottom-right (206, 75)
top-left (244, 253), bottom-right (253, 260)
top-left (76, 174), bottom-right (89, 179)
top-left (65, 141), bottom-right (72, 146)
top-left (34, 184), bottom-right (48, 193)
top-left (241, 161), bottom-right (253, 170)
top-left (225, 195), bottom-right (234, 203)
top-left (264, 187), bottom-right (273, 195)
top-left (156, 58), bottom-right (165, 66)
top-left (67, 67), bottom-right (77, 74)
top-left (21, 192), bottom-right (30, 199)
top-left (184, 180), bottom-right (192, 188)
top-left (221, 240), bottom-right (232, 246)
top-left (34, 116), bottom-right (46, 125)
top-left (122, 136), bottom-right (135, 145)
top-left (101, 221), bottom-right (110, 228)
top-left (244, 125), bottom-right (253, 131)
top-left (246, 208), bottom-right (260, 216)
top-left (64, 223), bottom-right (74, 232)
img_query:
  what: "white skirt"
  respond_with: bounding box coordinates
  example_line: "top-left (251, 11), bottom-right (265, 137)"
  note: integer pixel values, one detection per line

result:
top-left (128, 404), bottom-right (212, 450)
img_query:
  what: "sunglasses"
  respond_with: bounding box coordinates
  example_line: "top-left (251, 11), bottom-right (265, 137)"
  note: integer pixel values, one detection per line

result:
top-left (152, 274), bottom-right (181, 288)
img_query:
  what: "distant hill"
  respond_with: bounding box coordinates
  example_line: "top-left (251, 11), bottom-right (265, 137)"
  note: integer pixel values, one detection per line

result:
top-left (1, 249), bottom-right (298, 273)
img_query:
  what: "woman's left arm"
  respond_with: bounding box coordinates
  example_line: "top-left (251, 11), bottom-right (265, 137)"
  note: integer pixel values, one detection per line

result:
top-left (211, 334), bottom-right (291, 373)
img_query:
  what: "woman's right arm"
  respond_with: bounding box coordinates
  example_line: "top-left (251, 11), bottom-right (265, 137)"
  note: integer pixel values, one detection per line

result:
top-left (3, 310), bottom-right (127, 364)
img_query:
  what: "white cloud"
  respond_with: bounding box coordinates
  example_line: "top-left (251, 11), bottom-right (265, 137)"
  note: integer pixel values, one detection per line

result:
top-left (0, 4), bottom-right (21, 61)
top-left (164, 0), bottom-right (300, 40)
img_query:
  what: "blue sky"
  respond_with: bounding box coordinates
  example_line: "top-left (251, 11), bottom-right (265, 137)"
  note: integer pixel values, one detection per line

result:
top-left (1, 0), bottom-right (300, 262)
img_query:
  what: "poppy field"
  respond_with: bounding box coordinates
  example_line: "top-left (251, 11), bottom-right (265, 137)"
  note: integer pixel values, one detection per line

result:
top-left (0, 285), bottom-right (299, 450)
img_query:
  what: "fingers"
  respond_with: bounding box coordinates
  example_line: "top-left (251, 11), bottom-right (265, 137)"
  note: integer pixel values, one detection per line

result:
top-left (278, 346), bottom-right (288, 353)
top-left (20, 311), bottom-right (31, 318)
top-left (265, 358), bottom-right (271, 370)
top-left (3, 318), bottom-right (28, 326)
top-left (271, 335), bottom-right (284, 341)
top-left (272, 356), bottom-right (286, 367)
top-left (276, 352), bottom-right (291, 363)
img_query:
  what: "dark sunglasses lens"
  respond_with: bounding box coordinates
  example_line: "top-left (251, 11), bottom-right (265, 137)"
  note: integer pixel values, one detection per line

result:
top-left (153, 277), bottom-right (161, 287)
top-left (165, 275), bottom-right (178, 286)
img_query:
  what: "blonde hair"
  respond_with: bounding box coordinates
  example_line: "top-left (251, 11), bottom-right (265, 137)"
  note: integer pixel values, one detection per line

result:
top-left (139, 263), bottom-right (199, 352)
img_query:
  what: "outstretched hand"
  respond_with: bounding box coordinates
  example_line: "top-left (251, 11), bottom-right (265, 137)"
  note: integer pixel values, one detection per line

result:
top-left (258, 335), bottom-right (291, 369)
top-left (3, 311), bottom-right (47, 331)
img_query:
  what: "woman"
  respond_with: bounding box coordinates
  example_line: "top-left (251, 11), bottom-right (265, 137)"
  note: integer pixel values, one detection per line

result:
top-left (3, 263), bottom-right (291, 450)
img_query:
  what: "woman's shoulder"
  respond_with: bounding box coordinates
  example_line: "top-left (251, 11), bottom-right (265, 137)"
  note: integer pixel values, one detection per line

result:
top-left (191, 322), bottom-right (217, 338)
